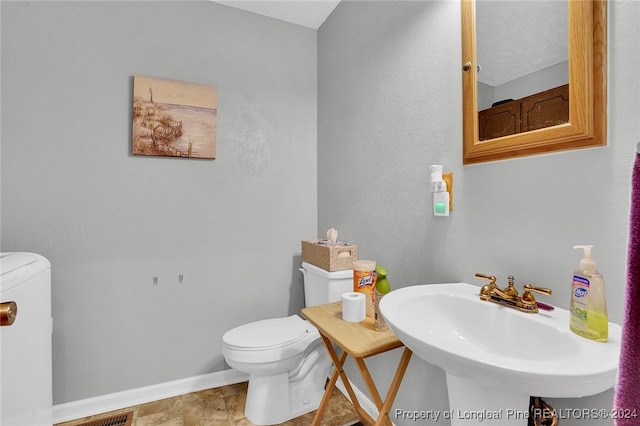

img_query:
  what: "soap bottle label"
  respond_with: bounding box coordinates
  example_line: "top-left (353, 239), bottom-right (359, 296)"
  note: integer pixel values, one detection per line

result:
top-left (571, 275), bottom-right (590, 330)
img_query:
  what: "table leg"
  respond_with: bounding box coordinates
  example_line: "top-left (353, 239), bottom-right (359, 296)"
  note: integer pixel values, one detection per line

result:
top-left (354, 357), bottom-right (384, 408)
top-left (312, 334), bottom-right (369, 426)
top-left (374, 347), bottom-right (413, 426)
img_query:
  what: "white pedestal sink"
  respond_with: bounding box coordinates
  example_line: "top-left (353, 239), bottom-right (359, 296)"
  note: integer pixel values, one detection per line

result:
top-left (379, 283), bottom-right (621, 426)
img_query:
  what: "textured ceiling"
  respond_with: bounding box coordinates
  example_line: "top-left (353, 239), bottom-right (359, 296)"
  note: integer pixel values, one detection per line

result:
top-left (476, 0), bottom-right (568, 87)
top-left (210, 0), bottom-right (341, 30)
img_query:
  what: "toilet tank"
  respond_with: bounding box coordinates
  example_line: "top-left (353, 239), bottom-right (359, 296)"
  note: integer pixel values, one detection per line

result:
top-left (301, 262), bottom-right (353, 307)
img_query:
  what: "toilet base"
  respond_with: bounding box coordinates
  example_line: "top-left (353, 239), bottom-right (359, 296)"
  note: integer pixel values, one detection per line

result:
top-left (244, 348), bottom-right (331, 425)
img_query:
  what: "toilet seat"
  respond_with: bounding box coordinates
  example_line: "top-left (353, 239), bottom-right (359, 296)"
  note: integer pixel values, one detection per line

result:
top-left (222, 315), bottom-right (319, 364)
top-left (224, 315), bottom-right (308, 350)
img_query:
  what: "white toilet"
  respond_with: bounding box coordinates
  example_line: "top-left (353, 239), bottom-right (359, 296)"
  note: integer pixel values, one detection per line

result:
top-left (222, 262), bottom-right (352, 425)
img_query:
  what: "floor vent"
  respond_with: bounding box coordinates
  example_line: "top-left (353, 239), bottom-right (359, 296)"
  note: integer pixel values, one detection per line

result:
top-left (76, 412), bottom-right (133, 426)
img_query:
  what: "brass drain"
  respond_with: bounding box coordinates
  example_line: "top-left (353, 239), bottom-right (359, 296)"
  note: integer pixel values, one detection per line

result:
top-left (76, 412), bottom-right (133, 426)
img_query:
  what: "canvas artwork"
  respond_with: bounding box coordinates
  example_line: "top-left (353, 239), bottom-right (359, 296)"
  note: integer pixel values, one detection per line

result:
top-left (132, 74), bottom-right (217, 159)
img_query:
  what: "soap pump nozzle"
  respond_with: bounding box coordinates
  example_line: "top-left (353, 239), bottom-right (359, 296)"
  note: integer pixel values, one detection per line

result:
top-left (573, 244), bottom-right (596, 273)
top-left (430, 164), bottom-right (446, 193)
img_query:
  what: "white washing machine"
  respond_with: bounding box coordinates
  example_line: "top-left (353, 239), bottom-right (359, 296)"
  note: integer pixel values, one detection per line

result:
top-left (1, 252), bottom-right (52, 426)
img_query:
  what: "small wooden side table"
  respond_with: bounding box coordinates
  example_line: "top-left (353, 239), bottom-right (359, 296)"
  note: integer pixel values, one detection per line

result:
top-left (301, 301), bottom-right (413, 426)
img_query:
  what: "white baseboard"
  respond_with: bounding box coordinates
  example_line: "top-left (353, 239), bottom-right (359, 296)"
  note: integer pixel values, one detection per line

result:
top-left (53, 369), bottom-right (393, 426)
top-left (52, 369), bottom-right (249, 424)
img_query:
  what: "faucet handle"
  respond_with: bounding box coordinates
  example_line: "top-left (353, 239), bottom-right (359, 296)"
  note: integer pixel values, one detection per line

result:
top-left (521, 284), bottom-right (552, 313)
top-left (475, 273), bottom-right (497, 285)
top-left (475, 273), bottom-right (497, 300)
top-left (522, 284), bottom-right (552, 299)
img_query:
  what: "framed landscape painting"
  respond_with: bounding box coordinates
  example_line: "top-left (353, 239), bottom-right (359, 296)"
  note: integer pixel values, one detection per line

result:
top-left (132, 74), bottom-right (217, 159)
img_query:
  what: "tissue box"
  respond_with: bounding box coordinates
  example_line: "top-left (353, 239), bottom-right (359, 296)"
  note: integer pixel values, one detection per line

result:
top-left (301, 240), bottom-right (358, 272)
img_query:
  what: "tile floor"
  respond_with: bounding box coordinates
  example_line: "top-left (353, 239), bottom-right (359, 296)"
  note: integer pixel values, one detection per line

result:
top-left (55, 381), bottom-right (360, 426)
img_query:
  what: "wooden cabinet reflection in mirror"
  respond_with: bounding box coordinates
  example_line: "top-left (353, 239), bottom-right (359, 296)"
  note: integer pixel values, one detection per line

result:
top-left (479, 84), bottom-right (569, 141)
top-left (462, 0), bottom-right (607, 165)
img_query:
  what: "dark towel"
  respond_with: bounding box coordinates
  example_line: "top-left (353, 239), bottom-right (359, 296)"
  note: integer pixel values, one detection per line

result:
top-left (614, 150), bottom-right (640, 423)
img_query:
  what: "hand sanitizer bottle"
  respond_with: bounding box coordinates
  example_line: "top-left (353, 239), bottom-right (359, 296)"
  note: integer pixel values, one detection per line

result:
top-left (570, 245), bottom-right (608, 342)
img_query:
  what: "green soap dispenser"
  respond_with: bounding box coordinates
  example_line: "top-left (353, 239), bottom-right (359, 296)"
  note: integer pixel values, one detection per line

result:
top-left (570, 245), bottom-right (608, 342)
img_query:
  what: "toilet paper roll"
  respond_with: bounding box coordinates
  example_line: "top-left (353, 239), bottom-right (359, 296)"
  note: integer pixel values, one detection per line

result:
top-left (342, 292), bottom-right (366, 322)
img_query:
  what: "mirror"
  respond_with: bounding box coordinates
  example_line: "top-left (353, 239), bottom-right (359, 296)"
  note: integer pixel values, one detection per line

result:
top-left (476, 1), bottom-right (568, 139)
top-left (462, 0), bottom-right (607, 164)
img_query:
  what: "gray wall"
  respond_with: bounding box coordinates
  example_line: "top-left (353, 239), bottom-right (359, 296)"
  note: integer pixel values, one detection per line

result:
top-left (318, 1), bottom-right (640, 425)
top-left (1, 1), bottom-right (317, 404)
top-left (3, 0), bottom-right (640, 421)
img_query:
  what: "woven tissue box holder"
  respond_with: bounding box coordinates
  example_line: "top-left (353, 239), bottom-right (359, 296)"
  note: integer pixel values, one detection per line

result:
top-left (301, 240), bottom-right (358, 272)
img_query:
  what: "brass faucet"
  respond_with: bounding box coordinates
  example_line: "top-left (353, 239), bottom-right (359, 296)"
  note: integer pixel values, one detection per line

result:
top-left (475, 273), bottom-right (498, 300)
top-left (475, 273), bottom-right (552, 314)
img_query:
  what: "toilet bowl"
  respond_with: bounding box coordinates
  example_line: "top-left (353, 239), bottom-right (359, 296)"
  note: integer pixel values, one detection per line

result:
top-left (222, 315), bottom-right (330, 425)
top-left (221, 262), bottom-right (353, 425)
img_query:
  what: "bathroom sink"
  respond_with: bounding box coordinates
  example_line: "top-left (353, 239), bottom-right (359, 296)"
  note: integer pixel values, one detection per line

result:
top-left (380, 283), bottom-right (621, 425)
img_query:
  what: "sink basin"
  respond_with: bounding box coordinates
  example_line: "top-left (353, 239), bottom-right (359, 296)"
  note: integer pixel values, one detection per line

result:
top-left (380, 283), bottom-right (621, 425)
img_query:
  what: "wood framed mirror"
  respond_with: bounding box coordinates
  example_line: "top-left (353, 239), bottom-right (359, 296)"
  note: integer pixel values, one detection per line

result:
top-left (462, 0), bottom-right (607, 165)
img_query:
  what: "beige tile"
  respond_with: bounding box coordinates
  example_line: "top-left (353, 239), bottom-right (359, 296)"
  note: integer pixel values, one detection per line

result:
top-left (137, 396), bottom-right (183, 417)
top-left (319, 391), bottom-right (360, 425)
top-left (279, 415), bottom-right (313, 426)
top-left (136, 396), bottom-right (183, 426)
top-left (220, 381), bottom-right (248, 397)
top-left (183, 388), bottom-right (229, 426)
top-left (224, 391), bottom-right (248, 423)
top-left (55, 380), bottom-right (359, 426)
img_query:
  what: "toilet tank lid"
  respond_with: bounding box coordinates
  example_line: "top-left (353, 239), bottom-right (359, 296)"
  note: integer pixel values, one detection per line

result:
top-left (301, 262), bottom-right (353, 279)
top-left (223, 315), bottom-right (309, 350)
